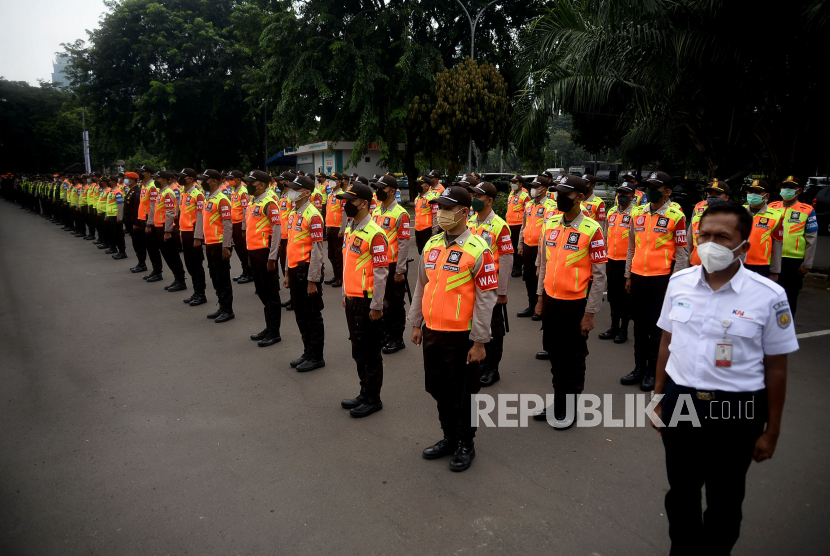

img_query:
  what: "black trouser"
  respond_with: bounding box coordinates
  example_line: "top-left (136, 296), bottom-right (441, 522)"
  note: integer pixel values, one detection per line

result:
top-left (326, 227), bottom-right (343, 280)
top-left (521, 244), bottom-right (539, 309)
top-left (606, 258), bottom-right (630, 325)
top-left (155, 227), bottom-right (185, 281)
top-left (231, 222), bottom-right (251, 277)
top-left (382, 261), bottom-right (407, 343)
top-left (288, 263), bottom-right (324, 360)
top-left (542, 295), bottom-right (588, 393)
top-left (279, 237), bottom-right (288, 277)
top-left (509, 224), bottom-right (522, 273)
top-left (181, 231), bottom-right (206, 294)
top-left (777, 256), bottom-right (805, 316)
top-left (249, 248), bottom-right (281, 333)
top-left (206, 243), bottom-right (233, 310)
top-left (630, 273), bottom-right (671, 368)
top-left (345, 297), bottom-right (384, 395)
top-left (423, 327), bottom-right (481, 442)
top-left (484, 305), bottom-right (506, 372)
top-left (131, 221), bottom-right (146, 265)
top-left (86, 207), bottom-right (96, 238)
top-left (145, 224), bottom-right (164, 274)
top-left (76, 208), bottom-right (86, 235)
top-left (415, 227), bottom-right (433, 255)
top-left (744, 263), bottom-right (770, 277)
top-left (108, 216), bottom-right (125, 253)
top-left (661, 377), bottom-right (767, 556)
top-left (97, 212), bottom-right (109, 244)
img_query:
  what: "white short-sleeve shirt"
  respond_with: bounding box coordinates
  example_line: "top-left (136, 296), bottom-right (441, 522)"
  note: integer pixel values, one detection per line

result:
top-left (657, 263), bottom-right (798, 392)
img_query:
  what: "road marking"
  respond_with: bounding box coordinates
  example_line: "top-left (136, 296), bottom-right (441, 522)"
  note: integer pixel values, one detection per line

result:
top-left (797, 329), bottom-right (830, 339)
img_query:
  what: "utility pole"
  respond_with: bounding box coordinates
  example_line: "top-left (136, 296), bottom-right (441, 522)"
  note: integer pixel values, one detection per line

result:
top-left (81, 106), bottom-right (91, 174)
top-left (455, 0), bottom-right (499, 174)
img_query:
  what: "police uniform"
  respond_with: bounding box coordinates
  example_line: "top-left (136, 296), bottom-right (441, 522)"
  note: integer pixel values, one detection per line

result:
top-left (742, 179), bottom-right (783, 278)
top-left (517, 176), bottom-right (551, 317)
top-left (768, 176), bottom-right (819, 315)
top-left (147, 171), bottom-right (186, 291)
top-left (337, 182), bottom-right (390, 417)
top-left (95, 178), bottom-right (111, 249)
top-left (656, 262), bottom-right (797, 555)
top-left (323, 172), bottom-right (346, 288)
top-left (178, 169), bottom-right (207, 306)
top-left (685, 179), bottom-right (731, 268)
top-left (228, 170), bottom-right (253, 284)
top-left (413, 175), bottom-right (440, 254)
top-left (580, 174), bottom-right (607, 235)
top-left (138, 167), bottom-right (165, 281)
top-left (201, 169), bottom-right (235, 322)
top-left (505, 175), bottom-right (530, 277)
top-left (408, 186), bottom-right (498, 472)
top-left (599, 183), bottom-right (636, 343)
top-left (277, 171), bottom-right (297, 278)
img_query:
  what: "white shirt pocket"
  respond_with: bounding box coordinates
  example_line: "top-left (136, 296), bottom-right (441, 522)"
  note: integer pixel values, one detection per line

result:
top-left (668, 305), bottom-right (693, 347)
top-left (729, 320), bottom-right (763, 363)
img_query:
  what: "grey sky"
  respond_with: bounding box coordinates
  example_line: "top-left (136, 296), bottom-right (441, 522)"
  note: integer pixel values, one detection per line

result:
top-left (0, 0), bottom-right (111, 85)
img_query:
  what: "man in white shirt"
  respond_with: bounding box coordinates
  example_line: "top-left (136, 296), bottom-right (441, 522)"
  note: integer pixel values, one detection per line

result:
top-left (653, 202), bottom-right (797, 555)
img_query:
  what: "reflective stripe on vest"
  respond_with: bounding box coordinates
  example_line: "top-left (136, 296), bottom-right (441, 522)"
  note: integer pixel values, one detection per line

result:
top-left (230, 189), bottom-right (248, 223)
top-left (421, 234), bottom-right (488, 332)
top-left (523, 202), bottom-right (547, 247)
top-left (690, 213), bottom-right (702, 266)
top-left (606, 207), bottom-right (632, 261)
top-left (154, 187), bottom-right (178, 227)
top-left (246, 196), bottom-right (276, 250)
top-left (581, 196), bottom-right (604, 220)
top-left (97, 187), bottom-right (111, 213)
top-left (342, 219), bottom-right (387, 298)
top-left (541, 215), bottom-right (602, 300)
top-left (179, 190), bottom-right (202, 232)
top-left (138, 181), bottom-right (155, 220)
top-left (414, 191), bottom-right (438, 231)
top-left (631, 205), bottom-right (684, 276)
top-left (745, 205), bottom-right (784, 266)
top-left (372, 204), bottom-right (407, 263)
top-left (506, 191), bottom-right (530, 226)
top-left (106, 185), bottom-right (122, 217)
top-left (768, 201), bottom-right (813, 259)
top-left (203, 191), bottom-right (230, 244)
top-left (287, 203), bottom-right (323, 267)
top-left (467, 213), bottom-right (509, 271)
top-left (279, 197), bottom-right (293, 236)
top-left (326, 193), bottom-right (344, 228)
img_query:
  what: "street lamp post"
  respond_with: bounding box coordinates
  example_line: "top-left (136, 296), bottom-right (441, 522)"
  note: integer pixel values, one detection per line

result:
top-left (455, 0), bottom-right (499, 173)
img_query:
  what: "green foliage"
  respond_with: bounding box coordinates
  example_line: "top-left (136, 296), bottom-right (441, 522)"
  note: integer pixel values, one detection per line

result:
top-left (123, 148), bottom-right (168, 173)
top-left (492, 191), bottom-right (508, 219)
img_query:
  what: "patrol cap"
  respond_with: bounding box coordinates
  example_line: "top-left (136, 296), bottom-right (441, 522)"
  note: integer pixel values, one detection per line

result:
top-left (241, 176), bottom-right (255, 185)
top-left (249, 170), bottom-right (270, 183)
top-left (622, 169), bottom-right (639, 182)
top-left (285, 175), bottom-right (315, 191)
top-left (469, 172), bottom-right (483, 183)
top-left (353, 175), bottom-right (370, 186)
top-left (369, 174), bottom-right (381, 184)
top-left (646, 171), bottom-right (672, 188)
top-left (125, 171), bottom-right (140, 180)
top-left (315, 171), bottom-right (328, 179)
top-left (331, 172), bottom-right (346, 180)
top-left (227, 170), bottom-right (244, 179)
top-left (467, 181), bottom-right (498, 198)
top-left (553, 174), bottom-right (589, 195)
top-left (747, 178), bottom-right (770, 193)
top-left (179, 168), bottom-right (198, 178)
top-left (139, 165), bottom-right (155, 175)
top-left (337, 182), bottom-right (374, 201)
top-left (118, 172), bottom-right (125, 178)
top-left (428, 169), bottom-right (441, 178)
top-left (510, 174), bottom-right (522, 182)
top-left (454, 175), bottom-right (473, 187)
top-left (375, 174), bottom-right (397, 189)
top-left (157, 170), bottom-right (177, 181)
top-left (416, 175), bottom-right (430, 185)
top-left (278, 171), bottom-right (297, 182)
top-left (781, 175), bottom-right (801, 188)
top-left (429, 185), bottom-right (472, 208)
top-left (92, 172), bottom-right (102, 178)
top-left (704, 178), bottom-right (730, 194)
top-left (616, 182), bottom-right (635, 194)
top-left (202, 169), bottom-right (223, 181)
top-left (582, 173), bottom-right (596, 184)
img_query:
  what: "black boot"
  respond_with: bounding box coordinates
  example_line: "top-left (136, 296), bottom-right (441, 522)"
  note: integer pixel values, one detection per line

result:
top-left (598, 318), bottom-right (620, 340)
top-left (516, 307), bottom-right (534, 318)
top-left (207, 307), bottom-right (223, 319)
top-left (480, 366), bottom-right (500, 387)
top-left (614, 320), bottom-right (629, 344)
top-left (640, 363), bottom-right (656, 392)
top-left (166, 280), bottom-right (187, 293)
top-left (449, 440), bottom-right (476, 472)
top-left (104, 247), bottom-right (117, 254)
top-left (535, 351), bottom-right (549, 360)
top-left (215, 310), bottom-right (235, 323)
top-left (296, 358), bottom-right (325, 372)
top-left (621, 362), bottom-right (647, 386)
top-left (188, 294), bottom-right (207, 306)
top-left (237, 275), bottom-right (254, 284)
top-left (130, 264), bottom-right (147, 273)
top-left (422, 437), bottom-right (457, 460)
top-left (112, 252), bottom-right (128, 260)
top-left (257, 333), bottom-right (281, 347)
top-left (382, 338), bottom-right (406, 354)
top-left (350, 395), bottom-right (383, 418)
top-left (289, 354), bottom-right (308, 368)
top-left (146, 273), bottom-right (163, 283)
top-left (250, 328), bottom-right (270, 341)
top-left (323, 277), bottom-right (334, 285)
top-left (341, 389), bottom-right (366, 410)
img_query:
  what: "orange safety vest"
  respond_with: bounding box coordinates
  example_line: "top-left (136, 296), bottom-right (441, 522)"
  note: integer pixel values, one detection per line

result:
top-left (768, 201), bottom-right (817, 259)
top-left (342, 218), bottom-right (388, 298)
top-left (606, 206), bottom-right (633, 261)
top-left (420, 233), bottom-right (495, 332)
top-left (138, 181), bottom-right (156, 221)
top-left (310, 190), bottom-right (325, 213)
top-left (278, 196), bottom-right (293, 238)
top-left (692, 200), bottom-right (707, 217)
top-left (203, 191), bottom-right (231, 244)
top-left (153, 186), bottom-right (178, 228)
top-left (689, 212), bottom-right (702, 266)
top-left (581, 195), bottom-right (606, 221)
top-left (744, 205), bottom-right (784, 266)
top-left (230, 188), bottom-right (249, 223)
top-left (286, 202), bottom-right (324, 267)
top-left (414, 191), bottom-right (438, 231)
top-left (372, 203), bottom-right (409, 263)
top-left (506, 190), bottom-right (530, 226)
top-left (522, 201), bottom-right (547, 247)
top-left (246, 194), bottom-right (279, 250)
top-left (630, 205), bottom-right (686, 276)
top-left (97, 187), bottom-right (111, 213)
top-left (541, 215), bottom-right (606, 300)
top-left (326, 190), bottom-right (345, 228)
top-left (467, 212), bottom-right (513, 272)
top-left (179, 188), bottom-right (204, 232)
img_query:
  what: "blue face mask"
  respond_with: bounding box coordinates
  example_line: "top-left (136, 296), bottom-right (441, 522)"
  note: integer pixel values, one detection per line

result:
top-left (706, 196), bottom-right (724, 206)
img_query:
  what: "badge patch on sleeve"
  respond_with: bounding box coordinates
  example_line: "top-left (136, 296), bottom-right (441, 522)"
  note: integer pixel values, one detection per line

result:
top-left (776, 309), bottom-right (792, 328)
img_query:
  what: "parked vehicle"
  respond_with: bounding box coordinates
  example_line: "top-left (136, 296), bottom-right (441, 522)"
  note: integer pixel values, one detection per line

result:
top-left (802, 176), bottom-right (829, 206)
top-left (813, 185), bottom-right (830, 235)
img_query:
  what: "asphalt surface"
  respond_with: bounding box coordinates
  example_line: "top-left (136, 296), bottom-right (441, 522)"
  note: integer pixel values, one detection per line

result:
top-left (1, 201), bottom-right (829, 556)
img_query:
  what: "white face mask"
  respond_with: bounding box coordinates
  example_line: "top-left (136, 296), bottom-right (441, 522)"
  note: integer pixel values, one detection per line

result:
top-left (510, 183), bottom-right (519, 191)
top-left (697, 240), bottom-right (746, 273)
top-left (124, 179), bottom-right (131, 186)
top-left (286, 188), bottom-right (302, 202)
top-left (531, 187), bottom-right (543, 197)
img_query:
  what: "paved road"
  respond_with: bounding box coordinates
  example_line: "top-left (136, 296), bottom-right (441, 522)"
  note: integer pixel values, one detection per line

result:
top-left (1, 201), bottom-right (829, 556)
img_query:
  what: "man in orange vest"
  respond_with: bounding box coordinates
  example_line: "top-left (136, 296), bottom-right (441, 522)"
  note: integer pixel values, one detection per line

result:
top-left (517, 174), bottom-right (550, 319)
top-left (532, 175), bottom-right (607, 429)
top-left (337, 181), bottom-right (390, 417)
top-left (227, 170), bottom-right (253, 284)
top-left (283, 175), bottom-right (326, 372)
top-left (323, 172), bottom-right (346, 288)
top-left (178, 168), bottom-right (207, 307)
top-left (599, 182), bottom-right (636, 344)
top-left (506, 174), bottom-right (530, 277)
top-left (276, 171), bottom-right (295, 279)
top-left (581, 174), bottom-right (607, 234)
top-left (138, 165), bottom-right (164, 281)
top-left (413, 175), bottom-right (440, 254)
top-left (408, 186), bottom-right (498, 472)
top-left (684, 179), bottom-right (731, 268)
top-left (743, 179), bottom-right (784, 279)
top-left (622, 171), bottom-right (688, 391)
top-left (245, 170), bottom-right (283, 347)
top-left (616, 170), bottom-right (646, 206)
top-left (146, 171), bottom-right (187, 292)
top-left (201, 169), bottom-right (235, 322)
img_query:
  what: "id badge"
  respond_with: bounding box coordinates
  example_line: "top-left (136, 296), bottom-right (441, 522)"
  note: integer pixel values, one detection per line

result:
top-left (715, 341), bottom-right (733, 367)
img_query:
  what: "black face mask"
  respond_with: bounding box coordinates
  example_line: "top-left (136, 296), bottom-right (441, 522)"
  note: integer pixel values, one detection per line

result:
top-left (375, 189), bottom-right (388, 202)
top-left (556, 194), bottom-right (575, 212)
top-left (177, 177), bottom-right (187, 186)
top-left (246, 184), bottom-right (257, 196)
top-left (617, 195), bottom-right (631, 206)
top-left (343, 201), bottom-right (361, 218)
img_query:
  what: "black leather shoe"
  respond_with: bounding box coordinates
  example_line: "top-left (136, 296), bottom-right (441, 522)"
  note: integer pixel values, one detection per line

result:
top-left (104, 247), bottom-right (117, 254)
top-left (289, 355), bottom-right (307, 368)
top-left (112, 252), bottom-right (128, 260)
top-left (331, 279), bottom-right (342, 287)
top-left (324, 277), bottom-right (334, 285)
top-left (511, 269), bottom-right (523, 278)
top-left (422, 437), bottom-right (457, 460)
top-left (640, 370), bottom-right (656, 392)
top-left (296, 358), bottom-right (325, 372)
top-left (532, 406), bottom-right (550, 421)
top-left (531, 313), bottom-right (542, 321)
top-left (83, 235), bottom-right (95, 240)
top-left (258, 334), bottom-right (281, 347)
top-left (146, 274), bottom-right (164, 283)
top-left (614, 328), bottom-right (628, 344)
top-left (285, 301), bottom-right (293, 311)
top-left (92, 239), bottom-right (101, 244)
top-left (131, 265), bottom-right (147, 273)
top-left (233, 274), bottom-right (242, 282)
top-left (350, 397), bottom-right (382, 418)
top-left (281, 300), bottom-right (291, 307)
top-left (535, 351), bottom-right (549, 360)
top-left (516, 307), bottom-right (534, 318)
top-left (598, 327), bottom-right (619, 340)
top-left (188, 294), bottom-right (207, 306)
top-left (215, 311), bottom-right (235, 323)
top-left (620, 365), bottom-right (646, 386)
top-left (183, 294), bottom-right (195, 304)
top-left (166, 281), bottom-right (187, 293)
top-left (480, 368), bottom-right (500, 387)
top-left (97, 244), bottom-right (109, 249)
top-left (207, 308), bottom-right (223, 319)
top-left (250, 328), bottom-right (270, 341)
top-left (74, 232), bottom-right (84, 237)
top-left (341, 392), bottom-right (366, 410)
top-left (382, 339), bottom-right (406, 354)
top-left (553, 392), bottom-right (578, 430)
top-left (164, 281), bottom-right (175, 290)
top-left (237, 275), bottom-right (253, 284)
top-left (450, 441), bottom-right (476, 472)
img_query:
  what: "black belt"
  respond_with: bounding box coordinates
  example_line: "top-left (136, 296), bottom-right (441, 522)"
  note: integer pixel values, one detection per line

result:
top-left (671, 381), bottom-right (765, 402)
